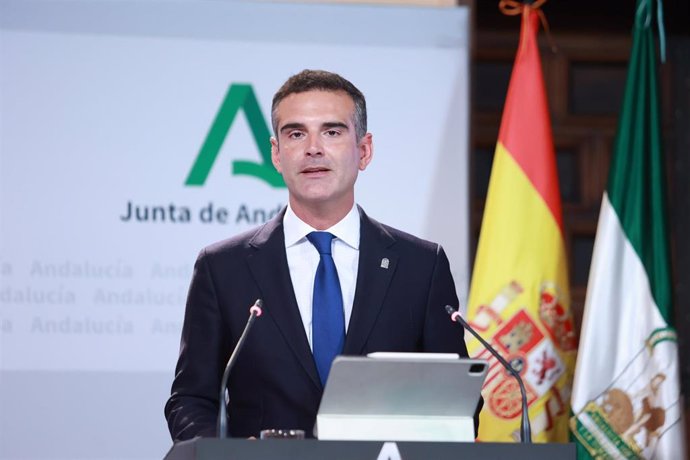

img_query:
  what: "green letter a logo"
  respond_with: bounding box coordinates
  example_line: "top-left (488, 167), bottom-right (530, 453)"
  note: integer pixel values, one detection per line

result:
top-left (185, 84), bottom-right (285, 188)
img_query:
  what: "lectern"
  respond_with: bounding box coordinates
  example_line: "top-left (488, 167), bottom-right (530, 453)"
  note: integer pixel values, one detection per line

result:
top-left (166, 354), bottom-right (577, 459)
top-left (164, 438), bottom-right (576, 460)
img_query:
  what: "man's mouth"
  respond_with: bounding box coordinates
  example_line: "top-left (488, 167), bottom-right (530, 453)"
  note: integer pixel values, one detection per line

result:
top-left (301, 166), bottom-right (330, 175)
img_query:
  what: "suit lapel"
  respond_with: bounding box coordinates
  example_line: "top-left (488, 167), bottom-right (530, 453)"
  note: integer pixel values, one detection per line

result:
top-left (344, 208), bottom-right (398, 355)
top-left (246, 211), bottom-right (321, 390)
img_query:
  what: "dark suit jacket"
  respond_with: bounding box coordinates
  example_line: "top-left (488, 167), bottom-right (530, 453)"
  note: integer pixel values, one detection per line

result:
top-left (164, 207), bottom-right (480, 440)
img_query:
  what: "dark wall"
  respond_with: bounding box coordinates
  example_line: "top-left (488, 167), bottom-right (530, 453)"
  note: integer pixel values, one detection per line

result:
top-left (476, 0), bottom-right (689, 36)
top-left (667, 36), bottom-right (690, 415)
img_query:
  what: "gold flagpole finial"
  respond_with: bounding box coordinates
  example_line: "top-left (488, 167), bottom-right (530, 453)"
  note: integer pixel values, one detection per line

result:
top-left (498, 0), bottom-right (557, 54)
top-left (498, 0), bottom-right (548, 16)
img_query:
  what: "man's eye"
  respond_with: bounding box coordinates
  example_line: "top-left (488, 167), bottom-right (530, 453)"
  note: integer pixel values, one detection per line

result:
top-left (325, 130), bottom-right (340, 137)
top-left (289, 132), bottom-right (305, 139)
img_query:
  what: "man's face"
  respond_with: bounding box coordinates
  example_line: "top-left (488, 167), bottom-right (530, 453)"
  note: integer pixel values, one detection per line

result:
top-left (271, 90), bottom-right (373, 216)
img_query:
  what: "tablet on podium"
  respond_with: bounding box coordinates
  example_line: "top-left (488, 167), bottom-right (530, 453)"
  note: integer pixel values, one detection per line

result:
top-left (316, 352), bottom-right (488, 442)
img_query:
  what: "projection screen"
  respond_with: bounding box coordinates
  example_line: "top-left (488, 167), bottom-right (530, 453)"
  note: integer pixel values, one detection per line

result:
top-left (0, 1), bottom-right (472, 458)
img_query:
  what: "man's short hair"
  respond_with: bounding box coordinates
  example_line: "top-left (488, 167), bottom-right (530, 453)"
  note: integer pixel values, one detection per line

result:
top-left (271, 69), bottom-right (367, 140)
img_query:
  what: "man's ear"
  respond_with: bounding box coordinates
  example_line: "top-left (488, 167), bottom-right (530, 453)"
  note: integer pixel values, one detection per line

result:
top-left (358, 133), bottom-right (373, 171)
top-left (270, 137), bottom-right (282, 173)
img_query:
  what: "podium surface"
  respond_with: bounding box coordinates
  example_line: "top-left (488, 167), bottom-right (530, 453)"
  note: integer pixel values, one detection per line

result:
top-left (165, 438), bottom-right (576, 460)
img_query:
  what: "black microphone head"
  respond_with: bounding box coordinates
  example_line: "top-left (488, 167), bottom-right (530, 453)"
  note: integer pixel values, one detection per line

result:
top-left (444, 305), bottom-right (456, 316)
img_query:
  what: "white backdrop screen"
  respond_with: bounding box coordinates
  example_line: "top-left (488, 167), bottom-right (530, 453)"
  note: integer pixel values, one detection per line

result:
top-left (0, 1), bottom-right (471, 458)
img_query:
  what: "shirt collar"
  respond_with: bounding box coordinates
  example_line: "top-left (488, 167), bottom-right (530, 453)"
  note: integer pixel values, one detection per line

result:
top-left (283, 203), bottom-right (360, 250)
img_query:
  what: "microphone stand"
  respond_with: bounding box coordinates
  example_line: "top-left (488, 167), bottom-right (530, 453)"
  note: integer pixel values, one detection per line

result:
top-left (445, 305), bottom-right (532, 443)
top-left (217, 299), bottom-right (263, 438)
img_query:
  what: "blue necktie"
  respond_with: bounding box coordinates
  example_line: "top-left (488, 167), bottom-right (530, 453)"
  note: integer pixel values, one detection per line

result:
top-left (307, 231), bottom-right (345, 385)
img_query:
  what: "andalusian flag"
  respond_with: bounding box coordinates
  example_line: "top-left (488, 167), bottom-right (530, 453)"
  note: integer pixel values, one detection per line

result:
top-left (466, 6), bottom-right (576, 442)
top-left (570, 1), bottom-right (687, 458)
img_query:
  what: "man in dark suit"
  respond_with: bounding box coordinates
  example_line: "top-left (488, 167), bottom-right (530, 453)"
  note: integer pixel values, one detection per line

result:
top-left (165, 70), bottom-right (479, 440)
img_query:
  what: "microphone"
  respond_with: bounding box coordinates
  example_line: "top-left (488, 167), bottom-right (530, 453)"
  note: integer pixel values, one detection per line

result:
top-left (444, 305), bottom-right (532, 443)
top-left (217, 299), bottom-right (263, 439)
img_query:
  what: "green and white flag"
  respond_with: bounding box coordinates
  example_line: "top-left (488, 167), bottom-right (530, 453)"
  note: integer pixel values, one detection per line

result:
top-left (570, 0), bottom-right (687, 458)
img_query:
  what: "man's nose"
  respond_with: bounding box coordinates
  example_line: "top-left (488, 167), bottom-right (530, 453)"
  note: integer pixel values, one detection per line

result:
top-left (306, 136), bottom-right (323, 156)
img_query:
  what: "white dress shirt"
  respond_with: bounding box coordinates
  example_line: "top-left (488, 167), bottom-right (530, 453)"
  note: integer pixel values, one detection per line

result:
top-left (283, 204), bottom-right (360, 350)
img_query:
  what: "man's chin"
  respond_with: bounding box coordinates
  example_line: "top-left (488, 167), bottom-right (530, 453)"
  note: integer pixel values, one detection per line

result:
top-left (291, 191), bottom-right (353, 212)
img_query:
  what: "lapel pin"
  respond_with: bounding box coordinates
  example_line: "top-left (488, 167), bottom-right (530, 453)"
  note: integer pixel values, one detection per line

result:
top-left (380, 258), bottom-right (390, 269)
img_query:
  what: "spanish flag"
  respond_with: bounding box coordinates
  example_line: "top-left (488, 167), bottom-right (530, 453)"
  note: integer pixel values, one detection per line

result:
top-left (466, 6), bottom-right (576, 442)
